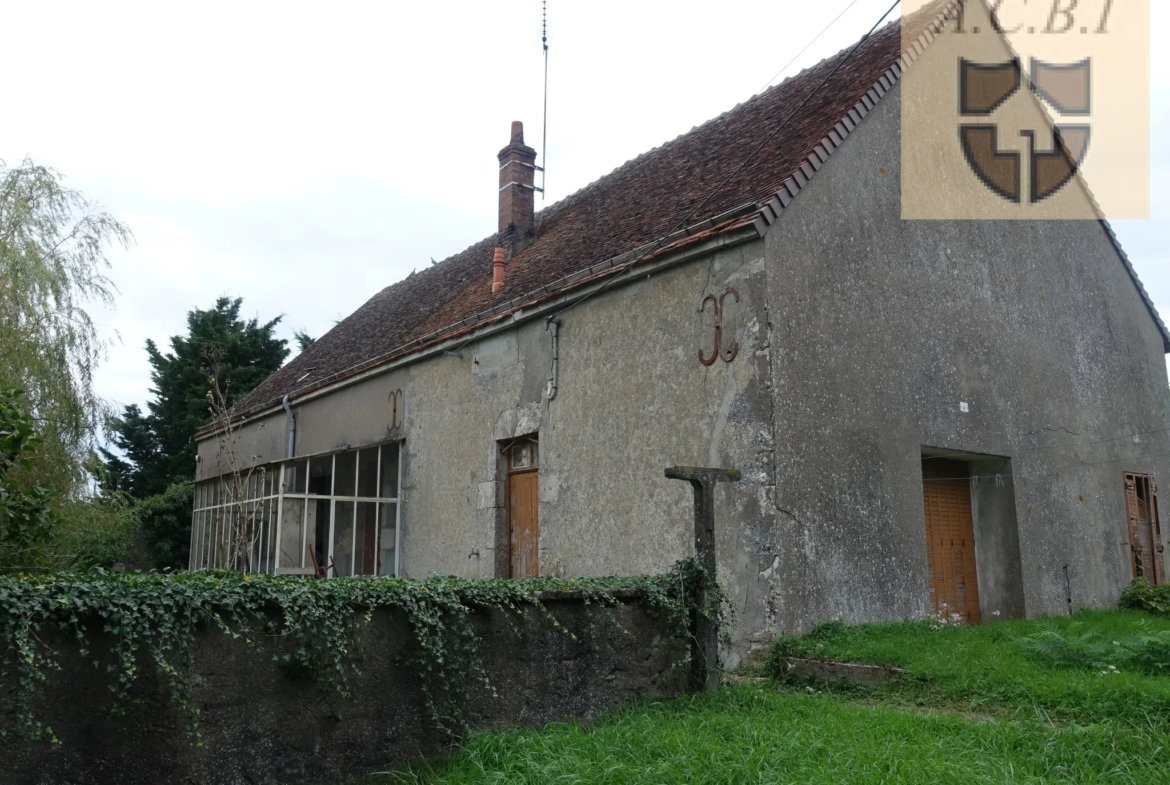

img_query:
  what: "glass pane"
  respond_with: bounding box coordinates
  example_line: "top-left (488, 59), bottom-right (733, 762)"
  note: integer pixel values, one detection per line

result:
top-left (380, 444), bottom-right (400, 499)
top-left (201, 510), bottom-right (212, 569)
top-left (308, 497), bottom-right (331, 573)
top-left (253, 500), bottom-right (265, 573)
top-left (200, 511), bottom-right (212, 569)
top-left (309, 456), bottom-right (333, 496)
top-left (223, 507), bottom-right (239, 570)
top-left (191, 511), bottom-right (203, 568)
top-left (334, 450), bottom-right (357, 497)
top-left (511, 441), bottom-right (538, 470)
top-left (379, 502), bottom-right (397, 576)
top-left (262, 500), bottom-right (274, 573)
top-left (285, 460), bottom-right (307, 494)
top-left (207, 510), bottom-right (218, 568)
top-left (247, 500), bottom-right (262, 572)
top-left (357, 448), bottom-right (379, 498)
top-left (333, 501), bottom-right (355, 577)
top-left (355, 502), bottom-right (377, 575)
top-left (279, 498), bottom-right (306, 568)
top-left (211, 510), bottom-right (223, 569)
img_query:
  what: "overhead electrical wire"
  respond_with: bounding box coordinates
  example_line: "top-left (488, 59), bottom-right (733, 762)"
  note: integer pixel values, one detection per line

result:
top-left (439, 0), bottom-right (901, 363)
top-left (288, 0), bottom-right (905, 387)
top-left (536, 0), bottom-right (904, 327)
top-left (754, 0), bottom-right (867, 97)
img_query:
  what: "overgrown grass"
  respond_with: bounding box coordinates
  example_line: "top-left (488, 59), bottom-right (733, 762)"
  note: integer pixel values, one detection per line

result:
top-left (365, 610), bottom-right (1170, 784)
top-left (377, 685), bottom-right (1168, 784)
top-left (766, 609), bottom-right (1170, 728)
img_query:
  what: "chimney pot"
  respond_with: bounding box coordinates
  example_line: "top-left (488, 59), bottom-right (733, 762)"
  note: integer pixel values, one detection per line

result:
top-left (498, 120), bottom-right (537, 258)
top-left (492, 246), bottom-right (506, 293)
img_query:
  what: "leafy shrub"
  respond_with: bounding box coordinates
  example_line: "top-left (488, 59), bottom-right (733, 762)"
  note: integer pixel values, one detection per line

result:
top-left (0, 385), bottom-right (58, 570)
top-left (54, 495), bottom-right (142, 569)
top-left (135, 481), bottom-right (194, 569)
top-left (1119, 577), bottom-right (1170, 617)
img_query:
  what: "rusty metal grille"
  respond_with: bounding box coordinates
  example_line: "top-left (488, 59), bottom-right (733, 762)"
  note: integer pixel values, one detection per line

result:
top-left (1124, 472), bottom-right (1166, 586)
top-left (922, 459), bottom-right (981, 624)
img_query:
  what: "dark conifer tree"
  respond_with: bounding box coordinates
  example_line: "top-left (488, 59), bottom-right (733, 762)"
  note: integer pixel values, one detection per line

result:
top-left (103, 297), bottom-right (288, 498)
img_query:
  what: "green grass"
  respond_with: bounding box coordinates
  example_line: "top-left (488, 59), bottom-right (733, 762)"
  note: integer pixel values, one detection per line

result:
top-left (378, 686), bottom-right (1168, 784)
top-left (767, 609), bottom-right (1170, 728)
top-left (359, 611), bottom-right (1170, 784)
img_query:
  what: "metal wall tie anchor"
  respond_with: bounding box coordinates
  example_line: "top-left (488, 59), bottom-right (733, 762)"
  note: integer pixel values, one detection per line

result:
top-left (698, 287), bottom-right (740, 366)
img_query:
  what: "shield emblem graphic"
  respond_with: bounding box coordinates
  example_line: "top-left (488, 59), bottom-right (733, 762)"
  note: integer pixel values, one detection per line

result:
top-left (958, 58), bottom-right (1091, 205)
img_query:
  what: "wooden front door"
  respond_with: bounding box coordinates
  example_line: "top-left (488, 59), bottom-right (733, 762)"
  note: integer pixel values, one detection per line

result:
top-left (1124, 473), bottom-right (1166, 585)
top-left (922, 459), bottom-right (981, 624)
top-left (507, 440), bottom-right (539, 578)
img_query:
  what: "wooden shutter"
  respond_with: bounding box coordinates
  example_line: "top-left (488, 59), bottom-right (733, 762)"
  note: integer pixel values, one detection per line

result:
top-left (922, 459), bottom-right (981, 624)
top-left (1151, 478), bottom-right (1166, 585)
top-left (1125, 473), bottom-right (1153, 581)
top-left (1127, 473), bottom-right (1166, 585)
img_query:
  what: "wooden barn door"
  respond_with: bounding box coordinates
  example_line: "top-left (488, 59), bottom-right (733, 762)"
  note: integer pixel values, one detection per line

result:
top-left (507, 440), bottom-right (540, 578)
top-left (922, 459), bottom-right (982, 624)
top-left (1124, 473), bottom-right (1166, 585)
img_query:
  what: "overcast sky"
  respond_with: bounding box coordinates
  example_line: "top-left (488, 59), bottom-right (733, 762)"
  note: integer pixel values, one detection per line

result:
top-left (2, 0), bottom-right (1166, 414)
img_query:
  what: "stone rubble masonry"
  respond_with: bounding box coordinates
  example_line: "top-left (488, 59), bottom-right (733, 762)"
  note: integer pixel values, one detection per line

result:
top-left (0, 593), bottom-right (686, 785)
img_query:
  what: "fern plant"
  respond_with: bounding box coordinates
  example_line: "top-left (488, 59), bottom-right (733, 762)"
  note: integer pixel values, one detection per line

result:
top-left (1014, 618), bottom-right (1170, 676)
top-left (1014, 621), bottom-right (1116, 671)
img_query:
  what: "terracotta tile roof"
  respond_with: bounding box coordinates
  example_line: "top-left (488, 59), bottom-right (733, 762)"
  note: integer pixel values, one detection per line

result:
top-left (232, 3), bottom-right (1166, 420)
top-left (237, 21), bottom-right (916, 418)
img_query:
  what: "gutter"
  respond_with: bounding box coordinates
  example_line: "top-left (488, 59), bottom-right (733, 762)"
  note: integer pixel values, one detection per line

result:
top-left (282, 395), bottom-right (296, 459)
top-left (195, 218), bottom-right (763, 439)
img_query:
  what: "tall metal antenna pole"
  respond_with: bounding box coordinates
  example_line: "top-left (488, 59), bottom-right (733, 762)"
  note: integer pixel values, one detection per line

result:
top-left (541, 0), bottom-right (548, 200)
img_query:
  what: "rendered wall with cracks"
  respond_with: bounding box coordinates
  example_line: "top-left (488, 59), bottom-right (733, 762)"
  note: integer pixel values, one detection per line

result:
top-left (196, 242), bottom-right (780, 666)
top-left (191, 44), bottom-right (1168, 663)
top-left (764, 76), bottom-right (1170, 632)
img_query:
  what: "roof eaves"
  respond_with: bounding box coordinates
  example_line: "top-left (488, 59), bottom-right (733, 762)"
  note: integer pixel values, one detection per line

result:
top-left (750, 3), bottom-right (958, 237)
top-left (1099, 220), bottom-right (1170, 353)
top-left (740, 0), bottom-right (1170, 354)
top-left (214, 206), bottom-right (765, 430)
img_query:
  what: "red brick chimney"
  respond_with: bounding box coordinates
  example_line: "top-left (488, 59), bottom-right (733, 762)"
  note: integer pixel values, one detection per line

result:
top-left (498, 120), bottom-right (538, 258)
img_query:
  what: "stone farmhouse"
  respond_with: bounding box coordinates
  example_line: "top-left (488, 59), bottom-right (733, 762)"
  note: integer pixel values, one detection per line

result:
top-left (191, 5), bottom-right (1168, 658)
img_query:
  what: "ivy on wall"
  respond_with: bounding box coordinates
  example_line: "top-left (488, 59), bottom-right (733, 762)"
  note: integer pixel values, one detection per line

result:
top-left (0, 559), bottom-right (723, 743)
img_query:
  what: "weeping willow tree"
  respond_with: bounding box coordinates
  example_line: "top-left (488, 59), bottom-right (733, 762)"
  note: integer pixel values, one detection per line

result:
top-left (0, 158), bottom-right (131, 499)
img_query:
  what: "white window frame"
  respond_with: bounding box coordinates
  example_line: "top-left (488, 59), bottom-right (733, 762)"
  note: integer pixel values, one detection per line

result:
top-left (190, 441), bottom-right (402, 576)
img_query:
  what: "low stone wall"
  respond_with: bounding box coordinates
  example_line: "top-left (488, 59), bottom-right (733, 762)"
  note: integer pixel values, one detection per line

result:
top-left (1, 591), bottom-right (687, 785)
